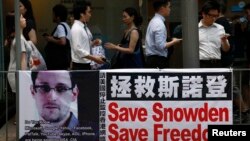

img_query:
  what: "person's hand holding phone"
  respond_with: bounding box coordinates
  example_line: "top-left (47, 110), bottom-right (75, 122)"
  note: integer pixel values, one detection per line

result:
top-left (220, 33), bottom-right (230, 41)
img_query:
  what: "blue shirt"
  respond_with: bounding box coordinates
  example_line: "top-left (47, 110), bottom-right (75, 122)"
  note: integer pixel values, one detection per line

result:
top-left (145, 13), bottom-right (168, 57)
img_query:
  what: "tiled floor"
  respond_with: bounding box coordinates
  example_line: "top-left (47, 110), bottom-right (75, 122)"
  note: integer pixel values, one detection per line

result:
top-left (0, 116), bottom-right (16, 141)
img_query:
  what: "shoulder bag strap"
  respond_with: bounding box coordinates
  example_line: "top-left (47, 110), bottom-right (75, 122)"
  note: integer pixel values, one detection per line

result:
top-left (125, 27), bottom-right (138, 41)
top-left (59, 23), bottom-right (68, 36)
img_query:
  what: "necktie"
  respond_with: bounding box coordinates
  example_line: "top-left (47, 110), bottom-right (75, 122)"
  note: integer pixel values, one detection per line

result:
top-left (84, 24), bottom-right (92, 54)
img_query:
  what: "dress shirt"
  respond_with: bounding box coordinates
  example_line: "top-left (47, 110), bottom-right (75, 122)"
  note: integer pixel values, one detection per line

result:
top-left (71, 20), bottom-right (93, 64)
top-left (145, 13), bottom-right (168, 57)
top-left (199, 21), bottom-right (226, 60)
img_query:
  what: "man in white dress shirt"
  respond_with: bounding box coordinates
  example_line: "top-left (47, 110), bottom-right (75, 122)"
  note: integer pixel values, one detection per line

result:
top-left (199, 0), bottom-right (230, 68)
top-left (71, 1), bottom-right (105, 70)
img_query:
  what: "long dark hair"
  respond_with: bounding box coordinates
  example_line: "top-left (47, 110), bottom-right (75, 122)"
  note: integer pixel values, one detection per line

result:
top-left (5, 13), bottom-right (15, 47)
top-left (20, 0), bottom-right (35, 20)
top-left (123, 7), bottom-right (143, 27)
top-left (5, 13), bottom-right (15, 36)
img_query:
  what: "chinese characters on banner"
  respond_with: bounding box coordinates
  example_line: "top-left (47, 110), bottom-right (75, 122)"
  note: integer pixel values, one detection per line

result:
top-left (100, 69), bottom-right (232, 141)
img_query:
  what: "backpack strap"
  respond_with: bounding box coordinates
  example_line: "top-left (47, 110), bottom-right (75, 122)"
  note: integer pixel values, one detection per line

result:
top-left (59, 23), bottom-right (67, 36)
top-left (51, 23), bottom-right (67, 36)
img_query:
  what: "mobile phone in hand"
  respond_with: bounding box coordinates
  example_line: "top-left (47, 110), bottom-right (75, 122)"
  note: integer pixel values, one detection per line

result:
top-left (220, 33), bottom-right (230, 38)
top-left (225, 33), bottom-right (230, 37)
top-left (102, 58), bottom-right (107, 62)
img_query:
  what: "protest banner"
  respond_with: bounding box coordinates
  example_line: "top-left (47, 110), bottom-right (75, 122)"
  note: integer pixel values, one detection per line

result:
top-left (100, 69), bottom-right (232, 141)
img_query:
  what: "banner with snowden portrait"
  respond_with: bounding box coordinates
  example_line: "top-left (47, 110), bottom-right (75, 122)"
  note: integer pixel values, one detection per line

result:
top-left (18, 71), bottom-right (99, 141)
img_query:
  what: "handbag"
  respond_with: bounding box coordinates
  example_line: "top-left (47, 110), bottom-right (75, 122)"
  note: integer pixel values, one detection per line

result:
top-left (44, 24), bottom-right (71, 70)
top-left (111, 28), bottom-right (144, 68)
top-left (26, 41), bottom-right (47, 71)
top-left (91, 45), bottom-right (108, 69)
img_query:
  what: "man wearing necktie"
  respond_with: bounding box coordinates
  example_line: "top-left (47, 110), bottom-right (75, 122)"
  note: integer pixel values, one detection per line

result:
top-left (71, 1), bottom-right (105, 70)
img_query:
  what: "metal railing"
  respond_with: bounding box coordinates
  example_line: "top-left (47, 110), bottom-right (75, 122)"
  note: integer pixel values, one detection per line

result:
top-left (0, 71), bottom-right (16, 141)
top-left (232, 69), bottom-right (250, 124)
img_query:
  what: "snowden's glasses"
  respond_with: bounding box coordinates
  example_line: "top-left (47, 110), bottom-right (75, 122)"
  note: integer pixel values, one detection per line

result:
top-left (34, 84), bottom-right (73, 94)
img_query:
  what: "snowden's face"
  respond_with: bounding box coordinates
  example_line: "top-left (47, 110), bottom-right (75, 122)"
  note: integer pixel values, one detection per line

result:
top-left (31, 71), bottom-right (77, 123)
